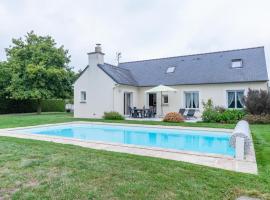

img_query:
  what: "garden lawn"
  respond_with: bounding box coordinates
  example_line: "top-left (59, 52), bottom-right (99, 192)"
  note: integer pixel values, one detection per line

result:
top-left (0, 113), bottom-right (269, 199)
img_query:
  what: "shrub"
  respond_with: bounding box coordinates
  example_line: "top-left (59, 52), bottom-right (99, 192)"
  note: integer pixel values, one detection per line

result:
top-left (0, 98), bottom-right (65, 114)
top-left (41, 100), bottom-right (65, 112)
top-left (244, 89), bottom-right (270, 115)
top-left (202, 99), bottom-right (245, 123)
top-left (103, 111), bottom-right (124, 120)
top-left (244, 114), bottom-right (270, 124)
top-left (163, 112), bottom-right (184, 122)
top-left (218, 109), bottom-right (246, 123)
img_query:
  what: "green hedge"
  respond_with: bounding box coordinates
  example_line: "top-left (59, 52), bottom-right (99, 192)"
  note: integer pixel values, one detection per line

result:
top-left (0, 99), bottom-right (65, 114)
top-left (41, 100), bottom-right (65, 112)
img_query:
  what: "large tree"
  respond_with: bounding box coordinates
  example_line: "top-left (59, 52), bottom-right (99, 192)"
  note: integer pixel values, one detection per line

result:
top-left (2, 31), bottom-right (75, 114)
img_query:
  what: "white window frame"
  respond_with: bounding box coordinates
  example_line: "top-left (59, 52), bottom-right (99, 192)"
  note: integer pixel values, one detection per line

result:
top-left (80, 91), bottom-right (86, 103)
top-left (162, 94), bottom-right (169, 105)
top-left (226, 90), bottom-right (245, 109)
top-left (184, 91), bottom-right (199, 109)
top-left (231, 59), bottom-right (243, 68)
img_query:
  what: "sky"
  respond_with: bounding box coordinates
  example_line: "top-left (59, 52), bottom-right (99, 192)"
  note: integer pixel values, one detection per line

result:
top-left (1, 0), bottom-right (270, 76)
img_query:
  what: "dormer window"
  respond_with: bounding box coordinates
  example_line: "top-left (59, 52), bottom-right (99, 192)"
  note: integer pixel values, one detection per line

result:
top-left (231, 59), bottom-right (243, 68)
top-left (166, 66), bottom-right (175, 73)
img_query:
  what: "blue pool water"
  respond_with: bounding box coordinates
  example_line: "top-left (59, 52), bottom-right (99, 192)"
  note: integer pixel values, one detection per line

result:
top-left (18, 124), bottom-right (235, 156)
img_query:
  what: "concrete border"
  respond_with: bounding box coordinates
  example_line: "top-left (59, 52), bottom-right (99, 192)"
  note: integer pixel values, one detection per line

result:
top-left (0, 121), bottom-right (257, 174)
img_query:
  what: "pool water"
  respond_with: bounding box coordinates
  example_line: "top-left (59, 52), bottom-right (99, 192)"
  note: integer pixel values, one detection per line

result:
top-left (18, 124), bottom-right (235, 156)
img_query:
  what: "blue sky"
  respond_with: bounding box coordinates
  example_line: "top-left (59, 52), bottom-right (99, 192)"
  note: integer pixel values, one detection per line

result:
top-left (0, 0), bottom-right (270, 76)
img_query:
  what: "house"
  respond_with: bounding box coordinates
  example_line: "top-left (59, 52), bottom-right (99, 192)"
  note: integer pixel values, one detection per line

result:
top-left (74, 44), bottom-right (269, 118)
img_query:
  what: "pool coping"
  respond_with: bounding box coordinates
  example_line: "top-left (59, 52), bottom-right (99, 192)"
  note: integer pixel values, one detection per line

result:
top-left (0, 121), bottom-right (258, 174)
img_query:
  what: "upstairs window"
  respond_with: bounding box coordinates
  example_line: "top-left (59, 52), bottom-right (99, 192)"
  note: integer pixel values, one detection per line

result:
top-left (231, 59), bottom-right (243, 68)
top-left (185, 91), bottom-right (199, 109)
top-left (227, 90), bottom-right (244, 108)
top-left (80, 91), bottom-right (86, 102)
top-left (166, 66), bottom-right (175, 73)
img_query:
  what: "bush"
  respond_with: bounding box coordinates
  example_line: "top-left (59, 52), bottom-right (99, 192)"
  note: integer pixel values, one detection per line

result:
top-left (244, 89), bottom-right (270, 115)
top-left (41, 100), bottom-right (65, 112)
top-left (202, 99), bottom-right (245, 123)
top-left (244, 114), bottom-right (270, 124)
top-left (103, 111), bottom-right (124, 120)
top-left (0, 99), bottom-right (65, 114)
top-left (163, 112), bottom-right (184, 122)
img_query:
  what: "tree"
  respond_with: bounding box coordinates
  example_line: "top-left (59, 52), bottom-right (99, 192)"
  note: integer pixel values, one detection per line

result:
top-left (3, 31), bottom-right (75, 114)
top-left (244, 89), bottom-right (270, 115)
top-left (0, 61), bottom-right (12, 98)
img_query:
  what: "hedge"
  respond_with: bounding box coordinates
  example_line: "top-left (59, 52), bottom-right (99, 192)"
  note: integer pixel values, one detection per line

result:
top-left (0, 99), bottom-right (65, 114)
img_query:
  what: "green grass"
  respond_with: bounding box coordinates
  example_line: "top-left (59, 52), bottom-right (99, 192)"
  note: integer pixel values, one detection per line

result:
top-left (0, 113), bottom-right (269, 199)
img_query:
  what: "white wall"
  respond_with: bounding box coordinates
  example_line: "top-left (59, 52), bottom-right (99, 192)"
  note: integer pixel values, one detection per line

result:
top-left (136, 82), bottom-right (268, 117)
top-left (113, 85), bottom-right (139, 115)
top-left (74, 53), bottom-right (116, 118)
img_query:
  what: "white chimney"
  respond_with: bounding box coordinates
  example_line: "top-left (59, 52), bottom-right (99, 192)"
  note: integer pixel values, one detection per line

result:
top-left (87, 43), bottom-right (104, 67)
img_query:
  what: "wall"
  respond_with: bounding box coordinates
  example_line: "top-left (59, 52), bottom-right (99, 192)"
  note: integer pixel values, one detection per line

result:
top-left (74, 65), bottom-right (116, 118)
top-left (136, 82), bottom-right (268, 117)
top-left (113, 85), bottom-right (139, 115)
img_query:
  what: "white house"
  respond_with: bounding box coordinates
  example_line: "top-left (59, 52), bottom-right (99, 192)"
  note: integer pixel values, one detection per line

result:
top-left (74, 44), bottom-right (269, 118)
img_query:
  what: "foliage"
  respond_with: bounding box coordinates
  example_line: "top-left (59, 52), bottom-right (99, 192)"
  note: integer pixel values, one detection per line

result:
top-left (244, 89), bottom-right (270, 115)
top-left (0, 99), bottom-right (65, 114)
top-left (202, 99), bottom-right (245, 123)
top-left (163, 112), bottom-right (184, 122)
top-left (244, 114), bottom-right (270, 124)
top-left (0, 62), bottom-right (12, 98)
top-left (40, 99), bottom-right (65, 112)
top-left (103, 111), bottom-right (124, 120)
top-left (0, 31), bottom-right (76, 113)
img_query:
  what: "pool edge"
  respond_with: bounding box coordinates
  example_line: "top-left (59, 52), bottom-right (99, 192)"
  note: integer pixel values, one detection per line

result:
top-left (0, 121), bottom-right (257, 174)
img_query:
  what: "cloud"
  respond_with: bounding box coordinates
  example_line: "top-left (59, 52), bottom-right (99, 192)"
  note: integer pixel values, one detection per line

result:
top-left (0, 0), bottom-right (270, 77)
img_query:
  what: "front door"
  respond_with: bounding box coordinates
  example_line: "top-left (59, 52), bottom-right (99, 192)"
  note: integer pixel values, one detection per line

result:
top-left (124, 92), bottom-right (132, 115)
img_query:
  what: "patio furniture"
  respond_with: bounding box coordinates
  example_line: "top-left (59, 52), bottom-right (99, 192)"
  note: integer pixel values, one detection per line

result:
top-left (134, 108), bottom-right (144, 118)
top-left (128, 107), bottom-right (135, 118)
top-left (179, 108), bottom-right (185, 116)
top-left (186, 109), bottom-right (196, 119)
top-left (144, 108), bottom-right (153, 118)
top-left (150, 106), bottom-right (156, 118)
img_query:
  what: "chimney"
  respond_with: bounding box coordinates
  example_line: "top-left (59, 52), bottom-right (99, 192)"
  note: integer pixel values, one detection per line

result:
top-left (87, 43), bottom-right (104, 68)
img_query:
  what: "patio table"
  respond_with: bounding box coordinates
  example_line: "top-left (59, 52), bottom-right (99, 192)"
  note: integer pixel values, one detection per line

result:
top-left (133, 108), bottom-right (151, 118)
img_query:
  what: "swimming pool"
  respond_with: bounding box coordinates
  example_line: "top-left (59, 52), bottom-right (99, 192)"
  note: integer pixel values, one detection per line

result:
top-left (17, 123), bottom-right (235, 156)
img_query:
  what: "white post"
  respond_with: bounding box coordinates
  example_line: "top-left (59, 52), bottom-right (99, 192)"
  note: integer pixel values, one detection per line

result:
top-left (235, 137), bottom-right (245, 160)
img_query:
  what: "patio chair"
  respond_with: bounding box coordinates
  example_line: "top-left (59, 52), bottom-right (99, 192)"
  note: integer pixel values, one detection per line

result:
top-left (144, 108), bottom-right (152, 118)
top-left (148, 107), bottom-right (156, 118)
top-left (128, 107), bottom-right (135, 118)
top-left (179, 108), bottom-right (186, 116)
top-left (186, 109), bottom-right (196, 119)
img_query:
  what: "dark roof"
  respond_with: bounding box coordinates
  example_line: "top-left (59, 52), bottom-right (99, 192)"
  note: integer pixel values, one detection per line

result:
top-left (88, 47), bottom-right (269, 86)
top-left (98, 63), bottom-right (138, 86)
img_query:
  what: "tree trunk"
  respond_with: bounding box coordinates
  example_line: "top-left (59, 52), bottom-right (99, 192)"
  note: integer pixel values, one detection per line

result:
top-left (37, 99), bottom-right (42, 114)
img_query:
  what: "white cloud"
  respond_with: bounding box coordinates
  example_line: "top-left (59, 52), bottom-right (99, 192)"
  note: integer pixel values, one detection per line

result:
top-left (0, 0), bottom-right (270, 77)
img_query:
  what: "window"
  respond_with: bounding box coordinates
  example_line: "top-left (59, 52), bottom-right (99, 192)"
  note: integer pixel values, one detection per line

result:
top-left (80, 91), bottom-right (86, 102)
top-left (227, 90), bottom-right (244, 108)
top-left (162, 94), bottom-right (168, 104)
top-left (166, 66), bottom-right (175, 73)
top-left (231, 59), bottom-right (243, 68)
top-left (185, 92), bottom-right (199, 108)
